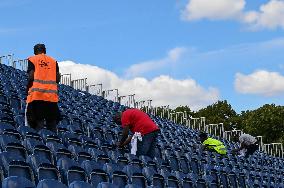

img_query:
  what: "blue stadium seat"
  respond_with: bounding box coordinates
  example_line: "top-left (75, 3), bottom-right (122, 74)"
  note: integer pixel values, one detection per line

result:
top-left (167, 154), bottom-right (179, 172)
top-left (195, 178), bottom-right (207, 188)
top-left (103, 163), bottom-right (128, 188)
top-left (37, 179), bottom-right (67, 188)
top-left (7, 160), bottom-right (35, 184)
top-left (178, 156), bottom-right (190, 174)
top-left (237, 172), bottom-right (246, 188)
top-left (88, 148), bottom-right (105, 159)
top-left (160, 169), bottom-right (179, 188)
top-left (80, 136), bottom-right (98, 150)
top-left (96, 154), bottom-right (111, 164)
top-left (68, 181), bottom-right (94, 188)
top-left (27, 154), bottom-right (60, 182)
top-left (96, 182), bottom-right (119, 188)
top-left (57, 157), bottom-right (87, 185)
top-left (2, 176), bottom-right (35, 188)
top-left (0, 123), bottom-right (15, 133)
top-left (123, 164), bottom-right (146, 188)
top-left (47, 142), bottom-right (73, 160)
top-left (142, 167), bottom-right (164, 187)
top-left (124, 184), bottom-right (142, 188)
top-left (38, 129), bottom-right (60, 143)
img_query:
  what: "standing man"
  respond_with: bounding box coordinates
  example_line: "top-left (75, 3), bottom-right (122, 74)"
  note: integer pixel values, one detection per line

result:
top-left (26, 44), bottom-right (60, 132)
top-left (113, 108), bottom-right (160, 158)
top-left (232, 133), bottom-right (258, 158)
top-left (199, 132), bottom-right (227, 155)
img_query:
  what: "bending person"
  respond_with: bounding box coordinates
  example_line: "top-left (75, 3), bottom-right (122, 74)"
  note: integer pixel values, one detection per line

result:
top-left (232, 133), bottom-right (258, 157)
top-left (199, 132), bottom-right (227, 155)
top-left (113, 108), bottom-right (160, 158)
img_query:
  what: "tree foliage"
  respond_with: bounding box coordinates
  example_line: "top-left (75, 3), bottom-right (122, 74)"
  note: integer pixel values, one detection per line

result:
top-left (239, 104), bottom-right (284, 143)
top-left (172, 101), bottom-right (284, 144)
top-left (194, 100), bottom-right (239, 131)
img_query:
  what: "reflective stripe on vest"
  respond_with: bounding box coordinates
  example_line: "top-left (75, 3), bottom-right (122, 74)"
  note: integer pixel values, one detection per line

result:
top-left (27, 54), bottom-right (58, 103)
top-left (33, 79), bottom-right (57, 85)
top-left (29, 88), bottom-right (58, 94)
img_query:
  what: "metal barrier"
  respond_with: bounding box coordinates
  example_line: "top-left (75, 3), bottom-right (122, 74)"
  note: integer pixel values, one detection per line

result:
top-left (263, 143), bottom-right (283, 158)
top-left (224, 129), bottom-right (243, 142)
top-left (60, 74), bottom-right (72, 86)
top-left (256, 136), bottom-right (264, 151)
top-left (118, 94), bottom-right (136, 107)
top-left (13, 59), bottom-right (28, 71)
top-left (102, 89), bottom-right (119, 102)
top-left (71, 78), bottom-right (87, 91)
top-left (205, 123), bottom-right (224, 138)
top-left (87, 84), bottom-right (103, 96)
top-left (186, 117), bottom-right (206, 131)
top-left (0, 54), bottom-right (14, 66)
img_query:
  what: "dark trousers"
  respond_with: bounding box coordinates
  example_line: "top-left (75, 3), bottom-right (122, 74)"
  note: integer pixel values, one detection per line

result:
top-left (245, 144), bottom-right (258, 157)
top-left (136, 130), bottom-right (159, 158)
top-left (26, 100), bottom-right (59, 132)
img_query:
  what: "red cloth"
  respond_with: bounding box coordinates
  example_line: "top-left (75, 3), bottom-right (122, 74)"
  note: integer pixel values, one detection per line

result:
top-left (121, 109), bottom-right (159, 136)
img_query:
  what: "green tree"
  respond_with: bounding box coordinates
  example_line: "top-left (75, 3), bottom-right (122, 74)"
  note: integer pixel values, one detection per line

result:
top-left (239, 104), bottom-right (284, 143)
top-left (195, 100), bottom-right (240, 130)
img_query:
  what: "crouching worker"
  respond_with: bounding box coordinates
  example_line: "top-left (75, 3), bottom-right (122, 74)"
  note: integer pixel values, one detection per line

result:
top-left (232, 133), bottom-right (258, 158)
top-left (199, 132), bottom-right (227, 155)
top-left (113, 108), bottom-right (160, 158)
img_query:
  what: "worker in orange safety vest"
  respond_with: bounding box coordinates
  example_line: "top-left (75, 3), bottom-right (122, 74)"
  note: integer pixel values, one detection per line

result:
top-left (26, 44), bottom-right (61, 132)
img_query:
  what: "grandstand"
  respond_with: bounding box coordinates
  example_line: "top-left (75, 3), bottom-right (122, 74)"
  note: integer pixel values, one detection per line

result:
top-left (0, 54), bottom-right (284, 188)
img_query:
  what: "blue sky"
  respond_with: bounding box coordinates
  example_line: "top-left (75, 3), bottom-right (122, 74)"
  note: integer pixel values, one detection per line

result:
top-left (1, 0), bottom-right (284, 112)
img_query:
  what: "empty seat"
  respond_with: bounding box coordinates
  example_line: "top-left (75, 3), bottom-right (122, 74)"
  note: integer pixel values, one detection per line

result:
top-left (27, 154), bottom-right (60, 182)
top-left (2, 176), bottom-right (35, 188)
top-left (68, 181), bottom-right (94, 188)
top-left (104, 163), bottom-right (128, 188)
top-left (142, 167), bottom-right (164, 187)
top-left (8, 160), bottom-right (35, 184)
top-left (123, 165), bottom-right (146, 188)
top-left (57, 157), bottom-right (87, 185)
top-left (47, 142), bottom-right (73, 160)
top-left (37, 179), bottom-right (67, 188)
top-left (160, 169), bottom-right (179, 188)
top-left (96, 182), bottom-right (119, 188)
top-left (175, 171), bottom-right (194, 188)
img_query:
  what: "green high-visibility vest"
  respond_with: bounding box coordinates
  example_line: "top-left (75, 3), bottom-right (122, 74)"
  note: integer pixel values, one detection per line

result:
top-left (203, 138), bottom-right (227, 155)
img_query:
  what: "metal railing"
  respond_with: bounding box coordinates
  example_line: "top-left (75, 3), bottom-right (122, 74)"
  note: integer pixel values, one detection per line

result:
top-left (118, 94), bottom-right (136, 108)
top-left (224, 129), bottom-right (243, 142)
top-left (103, 89), bottom-right (119, 102)
top-left (205, 123), bottom-right (224, 138)
top-left (0, 54), bottom-right (14, 66)
top-left (12, 59), bottom-right (28, 71)
top-left (263, 143), bottom-right (283, 158)
top-left (60, 74), bottom-right (72, 86)
top-left (87, 84), bottom-right (103, 96)
top-left (71, 78), bottom-right (87, 91)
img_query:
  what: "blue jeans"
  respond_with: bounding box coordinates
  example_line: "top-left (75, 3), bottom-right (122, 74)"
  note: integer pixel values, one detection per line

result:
top-left (136, 130), bottom-right (159, 158)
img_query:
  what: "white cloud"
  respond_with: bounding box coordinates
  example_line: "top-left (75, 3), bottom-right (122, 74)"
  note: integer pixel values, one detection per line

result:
top-left (59, 60), bottom-right (219, 110)
top-left (182, 0), bottom-right (284, 30)
top-left (125, 47), bottom-right (187, 77)
top-left (235, 70), bottom-right (284, 96)
top-left (182, 0), bottom-right (245, 21)
top-left (243, 0), bottom-right (284, 30)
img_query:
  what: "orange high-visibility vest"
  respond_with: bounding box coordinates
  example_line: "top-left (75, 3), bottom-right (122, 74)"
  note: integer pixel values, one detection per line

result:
top-left (26, 54), bottom-right (59, 103)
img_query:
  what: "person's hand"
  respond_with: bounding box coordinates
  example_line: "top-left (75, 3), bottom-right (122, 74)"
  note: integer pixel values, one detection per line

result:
top-left (116, 141), bottom-right (123, 148)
